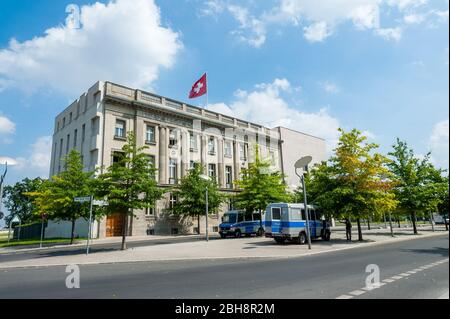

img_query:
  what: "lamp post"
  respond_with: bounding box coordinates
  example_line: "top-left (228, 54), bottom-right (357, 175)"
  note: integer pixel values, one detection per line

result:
top-left (200, 174), bottom-right (210, 242)
top-left (295, 156), bottom-right (313, 250)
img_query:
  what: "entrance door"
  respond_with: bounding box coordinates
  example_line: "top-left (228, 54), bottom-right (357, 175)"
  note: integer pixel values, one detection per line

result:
top-left (106, 214), bottom-right (124, 237)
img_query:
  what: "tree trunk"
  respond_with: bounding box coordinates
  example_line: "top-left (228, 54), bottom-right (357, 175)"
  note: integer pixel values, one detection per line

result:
top-left (70, 219), bottom-right (76, 245)
top-left (197, 215), bottom-right (201, 235)
top-left (121, 213), bottom-right (128, 251)
top-left (445, 216), bottom-right (449, 231)
top-left (397, 218), bottom-right (401, 228)
top-left (367, 219), bottom-right (371, 230)
top-left (411, 212), bottom-right (418, 235)
top-left (357, 218), bottom-right (363, 242)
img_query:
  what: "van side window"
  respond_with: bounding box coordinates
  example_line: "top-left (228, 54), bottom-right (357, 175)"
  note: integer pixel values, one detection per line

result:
top-left (291, 208), bottom-right (302, 220)
top-left (244, 211), bottom-right (253, 221)
top-left (237, 213), bottom-right (244, 223)
top-left (272, 208), bottom-right (281, 220)
top-left (301, 209), bottom-right (306, 220)
top-left (310, 210), bottom-right (316, 221)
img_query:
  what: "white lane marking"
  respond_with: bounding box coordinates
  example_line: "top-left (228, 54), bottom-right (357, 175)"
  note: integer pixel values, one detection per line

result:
top-left (350, 290), bottom-right (366, 296)
top-left (336, 258), bottom-right (449, 300)
top-left (337, 295), bottom-right (354, 299)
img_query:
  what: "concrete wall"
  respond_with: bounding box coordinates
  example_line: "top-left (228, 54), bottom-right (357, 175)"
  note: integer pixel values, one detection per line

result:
top-left (277, 127), bottom-right (327, 190)
top-left (45, 218), bottom-right (99, 239)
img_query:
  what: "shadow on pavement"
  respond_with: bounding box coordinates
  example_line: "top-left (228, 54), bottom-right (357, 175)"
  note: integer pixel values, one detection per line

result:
top-left (399, 247), bottom-right (449, 258)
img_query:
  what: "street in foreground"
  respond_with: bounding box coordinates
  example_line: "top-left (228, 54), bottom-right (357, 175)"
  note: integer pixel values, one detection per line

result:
top-left (0, 234), bottom-right (447, 299)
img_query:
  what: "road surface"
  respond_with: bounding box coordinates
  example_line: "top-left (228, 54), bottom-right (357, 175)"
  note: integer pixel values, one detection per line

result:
top-left (0, 234), bottom-right (447, 299)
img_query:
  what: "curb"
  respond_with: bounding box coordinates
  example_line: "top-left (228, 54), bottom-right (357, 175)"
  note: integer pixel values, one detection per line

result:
top-left (0, 231), bottom-right (447, 270)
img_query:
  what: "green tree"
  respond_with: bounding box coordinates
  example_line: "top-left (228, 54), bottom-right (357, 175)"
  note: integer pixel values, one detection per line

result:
top-left (96, 132), bottom-right (163, 250)
top-left (302, 129), bottom-right (396, 241)
top-left (169, 164), bottom-right (225, 234)
top-left (388, 139), bottom-right (447, 234)
top-left (2, 177), bottom-right (44, 225)
top-left (28, 150), bottom-right (97, 244)
top-left (234, 146), bottom-right (290, 232)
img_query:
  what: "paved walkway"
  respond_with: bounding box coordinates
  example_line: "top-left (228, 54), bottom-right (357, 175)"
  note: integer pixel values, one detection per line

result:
top-left (0, 226), bottom-right (447, 269)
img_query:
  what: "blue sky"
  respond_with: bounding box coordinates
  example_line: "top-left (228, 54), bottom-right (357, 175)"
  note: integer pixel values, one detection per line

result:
top-left (0, 0), bottom-right (448, 224)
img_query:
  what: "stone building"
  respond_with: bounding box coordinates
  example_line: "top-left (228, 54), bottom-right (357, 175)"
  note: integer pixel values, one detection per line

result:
top-left (49, 81), bottom-right (326, 238)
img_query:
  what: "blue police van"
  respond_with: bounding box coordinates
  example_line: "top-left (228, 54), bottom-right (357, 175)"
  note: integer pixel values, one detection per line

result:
top-left (218, 210), bottom-right (265, 238)
top-left (264, 203), bottom-right (331, 244)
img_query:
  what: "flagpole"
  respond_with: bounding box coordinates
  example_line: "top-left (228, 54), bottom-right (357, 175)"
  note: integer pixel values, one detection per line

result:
top-left (205, 71), bottom-right (208, 110)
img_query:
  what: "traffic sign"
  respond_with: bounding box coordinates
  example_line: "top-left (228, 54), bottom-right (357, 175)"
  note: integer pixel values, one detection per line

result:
top-left (74, 196), bottom-right (91, 203)
top-left (93, 200), bottom-right (108, 207)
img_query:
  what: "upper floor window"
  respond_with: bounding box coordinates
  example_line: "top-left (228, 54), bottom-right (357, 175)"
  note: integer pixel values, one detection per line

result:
top-left (208, 137), bottom-right (215, 155)
top-left (169, 194), bottom-right (178, 209)
top-left (169, 158), bottom-right (178, 184)
top-left (169, 130), bottom-right (177, 148)
top-left (74, 129), bottom-right (78, 148)
top-left (240, 143), bottom-right (247, 160)
top-left (224, 141), bottom-right (232, 157)
top-left (225, 166), bottom-right (233, 189)
top-left (146, 125), bottom-right (156, 144)
top-left (69, 112), bottom-right (73, 123)
top-left (147, 155), bottom-right (156, 180)
top-left (82, 124), bottom-right (86, 143)
top-left (63, 117), bottom-right (66, 128)
top-left (190, 134), bottom-right (198, 151)
top-left (115, 120), bottom-right (126, 138)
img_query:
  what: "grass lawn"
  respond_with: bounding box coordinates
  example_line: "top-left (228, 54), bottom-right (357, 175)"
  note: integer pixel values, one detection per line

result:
top-left (0, 237), bottom-right (86, 248)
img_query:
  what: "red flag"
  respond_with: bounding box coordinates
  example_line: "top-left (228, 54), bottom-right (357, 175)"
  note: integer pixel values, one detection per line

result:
top-left (189, 73), bottom-right (207, 99)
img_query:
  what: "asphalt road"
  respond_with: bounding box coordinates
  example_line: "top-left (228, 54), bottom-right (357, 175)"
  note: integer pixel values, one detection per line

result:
top-left (0, 235), bottom-right (221, 263)
top-left (0, 234), bottom-right (448, 299)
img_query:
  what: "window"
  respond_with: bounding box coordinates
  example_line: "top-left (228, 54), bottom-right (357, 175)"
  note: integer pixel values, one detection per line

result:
top-left (146, 125), bottom-right (156, 144)
top-left (208, 137), bottom-right (215, 154)
top-left (213, 226), bottom-right (219, 233)
top-left (91, 117), bottom-right (99, 136)
top-left (59, 138), bottom-right (63, 158)
top-left (147, 229), bottom-right (155, 235)
top-left (115, 120), bottom-right (126, 138)
top-left (57, 122), bottom-right (60, 132)
top-left (237, 213), bottom-right (244, 223)
top-left (224, 141), bottom-right (232, 157)
top-left (208, 164), bottom-right (216, 179)
top-left (190, 161), bottom-right (198, 170)
top-left (169, 129), bottom-right (177, 148)
top-left (147, 155), bottom-right (156, 180)
top-left (69, 112), bottom-right (73, 123)
top-left (225, 166), bottom-right (233, 189)
top-left (145, 206), bottom-right (155, 216)
top-left (82, 124), bottom-right (86, 143)
top-left (66, 134), bottom-right (70, 154)
top-left (272, 207), bottom-right (281, 220)
top-left (63, 117), bottom-right (66, 128)
top-left (269, 151), bottom-right (276, 165)
top-left (310, 210), bottom-right (317, 221)
top-left (240, 143), bottom-right (247, 160)
top-left (190, 134), bottom-right (198, 151)
top-left (73, 129), bottom-right (78, 148)
top-left (291, 208), bottom-right (302, 220)
top-left (228, 198), bottom-right (235, 211)
top-left (112, 151), bottom-right (125, 166)
top-left (169, 194), bottom-right (178, 209)
top-left (169, 159), bottom-right (178, 184)
top-left (301, 209), bottom-right (306, 220)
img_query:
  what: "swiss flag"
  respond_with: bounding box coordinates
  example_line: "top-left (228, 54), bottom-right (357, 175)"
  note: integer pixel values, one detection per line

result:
top-left (189, 73), bottom-right (207, 99)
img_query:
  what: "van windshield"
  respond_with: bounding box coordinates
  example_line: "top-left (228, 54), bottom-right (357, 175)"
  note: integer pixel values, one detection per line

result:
top-left (222, 214), bottom-right (237, 224)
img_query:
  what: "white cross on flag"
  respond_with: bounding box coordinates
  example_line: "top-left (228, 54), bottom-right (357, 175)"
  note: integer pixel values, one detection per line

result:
top-left (189, 73), bottom-right (207, 99)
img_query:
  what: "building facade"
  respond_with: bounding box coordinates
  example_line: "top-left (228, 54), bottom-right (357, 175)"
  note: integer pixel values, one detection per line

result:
top-left (49, 81), bottom-right (326, 238)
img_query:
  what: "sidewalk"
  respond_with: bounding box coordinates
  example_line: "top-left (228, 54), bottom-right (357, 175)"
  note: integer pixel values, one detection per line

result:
top-left (0, 226), bottom-right (447, 269)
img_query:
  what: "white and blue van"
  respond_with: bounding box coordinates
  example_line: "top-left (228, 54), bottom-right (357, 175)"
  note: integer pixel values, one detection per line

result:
top-left (219, 210), bottom-right (265, 238)
top-left (264, 203), bottom-right (331, 244)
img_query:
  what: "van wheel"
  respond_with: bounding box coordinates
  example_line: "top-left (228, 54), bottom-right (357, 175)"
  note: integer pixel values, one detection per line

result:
top-left (257, 228), bottom-right (264, 237)
top-left (299, 232), bottom-right (307, 245)
top-left (235, 230), bottom-right (242, 238)
top-left (274, 237), bottom-right (286, 244)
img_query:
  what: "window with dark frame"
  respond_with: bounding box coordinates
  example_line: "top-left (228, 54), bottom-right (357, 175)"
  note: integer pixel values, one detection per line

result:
top-left (146, 125), bottom-right (156, 144)
top-left (115, 120), bottom-right (126, 138)
top-left (225, 166), bottom-right (233, 189)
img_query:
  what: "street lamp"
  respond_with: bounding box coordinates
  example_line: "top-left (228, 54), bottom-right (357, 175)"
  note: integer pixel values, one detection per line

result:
top-left (295, 156), bottom-right (313, 250)
top-left (200, 174), bottom-right (211, 242)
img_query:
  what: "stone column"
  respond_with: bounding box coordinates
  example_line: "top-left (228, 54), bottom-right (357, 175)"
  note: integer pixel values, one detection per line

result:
top-left (201, 135), bottom-right (207, 174)
top-left (159, 126), bottom-right (167, 184)
top-left (218, 138), bottom-right (225, 188)
top-left (181, 130), bottom-right (189, 178)
top-left (233, 140), bottom-right (240, 181)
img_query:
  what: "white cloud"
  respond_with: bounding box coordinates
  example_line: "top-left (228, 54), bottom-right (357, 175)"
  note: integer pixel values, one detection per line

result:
top-left (0, 116), bottom-right (15, 135)
top-left (227, 5), bottom-right (266, 48)
top-left (429, 119), bottom-right (449, 170)
top-left (14, 136), bottom-right (52, 178)
top-left (387, 0), bottom-right (428, 10)
top-left (0, 0), bottom-right (182, 95)
top-left (321, 81), bottom-right (340, 93)
top-left (375, 27), bottom-right (403, 41)
top-left (404, 13), bottom-right (426, 24)
top-left (208, 78), bottom-right (341, 152)
top-left (303, 22), bottom-right (332, 42)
